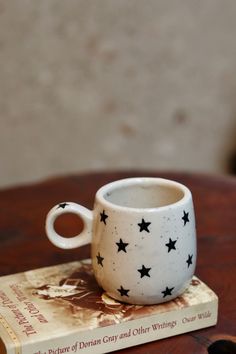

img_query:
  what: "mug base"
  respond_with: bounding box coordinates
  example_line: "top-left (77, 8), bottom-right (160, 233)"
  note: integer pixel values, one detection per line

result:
top-left (105, 283), bottom-right (190, 306)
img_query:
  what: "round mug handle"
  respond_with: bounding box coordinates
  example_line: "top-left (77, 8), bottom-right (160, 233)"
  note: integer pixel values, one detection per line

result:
top-left (45, 202), bottom-right (93, 249)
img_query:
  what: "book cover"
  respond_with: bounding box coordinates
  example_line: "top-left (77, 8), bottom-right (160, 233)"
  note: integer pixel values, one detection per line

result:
top-left (0, 259), bottom-right (218, 354)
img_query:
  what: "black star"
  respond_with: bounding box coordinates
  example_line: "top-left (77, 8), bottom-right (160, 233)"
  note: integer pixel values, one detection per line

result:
top-left (182, 210), bottom-right (189, 226)
top-left (117, 286), bottom-right (130, 297)
top-left (96, 252), bottom-right (104, 267)
top-left (57, 202), bottom-right (69, 209)
top-left (165, 238), bottom-right (177, 253)
top-left (138, 218), bottom-right (151, 233)
top-left (116, 239), bottom-right (129, 253)
top-left (100, 210), bottom-right (108, 225)
top-left (162, 286), bottom-right (174, 298)
top-left (138, 265), bottom-right (151, 278)
top-left (186, 254), bottom-right (193, 268)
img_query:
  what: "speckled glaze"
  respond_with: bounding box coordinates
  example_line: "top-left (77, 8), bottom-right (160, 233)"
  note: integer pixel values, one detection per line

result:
top-left (45, 178), bottom-right (196, 305)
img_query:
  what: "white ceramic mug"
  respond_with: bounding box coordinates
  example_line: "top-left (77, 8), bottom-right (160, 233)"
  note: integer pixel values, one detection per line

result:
top-left (45, 177), bottom-right (197, 305)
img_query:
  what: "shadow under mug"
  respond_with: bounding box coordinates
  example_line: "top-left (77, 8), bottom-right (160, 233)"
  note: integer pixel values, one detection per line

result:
top-left (45, 177), bottom-right (197, 305)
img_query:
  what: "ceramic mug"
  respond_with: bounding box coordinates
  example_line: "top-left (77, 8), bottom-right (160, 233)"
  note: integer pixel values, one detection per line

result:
top-left (45, 177), bottom-right (197, 305)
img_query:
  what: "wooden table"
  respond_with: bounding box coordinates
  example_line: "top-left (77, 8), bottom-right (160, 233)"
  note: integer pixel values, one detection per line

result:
top-left (0, 171), bottom-right (235, 353)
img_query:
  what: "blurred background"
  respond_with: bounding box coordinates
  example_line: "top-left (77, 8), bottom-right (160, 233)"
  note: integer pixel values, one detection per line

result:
top-left (0, 0), bottom-right (236, 188)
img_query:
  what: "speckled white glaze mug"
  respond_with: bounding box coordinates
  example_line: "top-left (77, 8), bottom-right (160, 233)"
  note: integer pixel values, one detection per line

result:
top-left (45, 177), bottom-right (197, 305)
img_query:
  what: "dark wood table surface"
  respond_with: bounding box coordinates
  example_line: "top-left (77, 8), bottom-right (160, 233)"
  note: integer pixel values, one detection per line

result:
top-left (0, 171), bottom-right (235, 354)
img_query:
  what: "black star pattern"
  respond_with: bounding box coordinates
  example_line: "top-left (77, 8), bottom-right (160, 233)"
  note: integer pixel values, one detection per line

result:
top-left (57, 202), bottom-right (69, 209)
top-left (100, 210), bottom-right (108, 225)
top-left (186, 254), bottom-right (193, 268)
top-left (182, 210), bottom-right (190, 226)
top-left (138, 218), bottom-right (151, 233)
top-left (138, 265), bottom-right (151, 278)
top-left (117, 286), bottom-right (130, 297)
top-left (162, 286), bottom-right (174, 298)
top-left (165, 238), bottom-right (177, 253)
top-left (116, 238), bottom-right (129, 253)
top-left (96, 252), bottom-right (104, 267)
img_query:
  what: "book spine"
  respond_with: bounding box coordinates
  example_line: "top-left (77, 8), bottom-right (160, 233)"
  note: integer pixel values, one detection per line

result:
top-left (0, 313), bottom-right (21, 354)
top-left (18, 298), bottom-right (218, 354)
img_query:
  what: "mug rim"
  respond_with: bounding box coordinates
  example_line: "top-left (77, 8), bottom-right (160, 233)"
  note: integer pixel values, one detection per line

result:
top-left (96, 177), bottom-right (192, 211)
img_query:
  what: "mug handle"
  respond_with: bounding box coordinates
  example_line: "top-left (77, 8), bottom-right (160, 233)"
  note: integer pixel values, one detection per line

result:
top-left (45, 202), bottom-right (93, 249)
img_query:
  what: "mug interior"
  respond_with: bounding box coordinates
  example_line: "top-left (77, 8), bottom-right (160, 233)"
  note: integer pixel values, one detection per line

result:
top-left (101, 179), bottom-right (186, 209)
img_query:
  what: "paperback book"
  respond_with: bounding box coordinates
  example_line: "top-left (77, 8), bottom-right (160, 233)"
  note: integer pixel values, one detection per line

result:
top-left (0, 259), bottom-right (218, 354)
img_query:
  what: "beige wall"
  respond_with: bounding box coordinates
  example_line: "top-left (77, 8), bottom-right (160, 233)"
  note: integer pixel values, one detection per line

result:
top-left (0, 0), bottom-right (236, 188)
